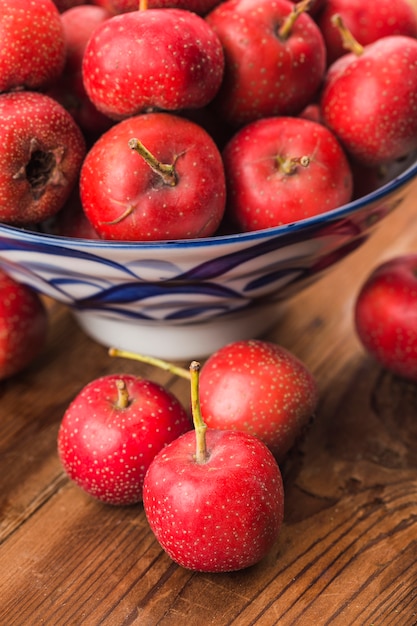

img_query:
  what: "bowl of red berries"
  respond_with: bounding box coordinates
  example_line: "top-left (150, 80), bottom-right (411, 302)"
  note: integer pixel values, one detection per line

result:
top-left (0, 0), bottom-right (417, 359)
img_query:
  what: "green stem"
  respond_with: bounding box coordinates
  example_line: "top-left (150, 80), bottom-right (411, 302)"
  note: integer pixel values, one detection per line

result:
top-left (331, 14), bottom-right (364, 56)
top-left (190, 361), bottom-right (208, 464)
top-left (115, 379), bottom-right (130, 409)
top-left (278, 0), bottom-right (314, 40)
top-left (108, 347), bottom-right (191, 380)
top-left (128, 138), bottom-right (177, 187)
top-left (277, 155), bottom-right (310, 175)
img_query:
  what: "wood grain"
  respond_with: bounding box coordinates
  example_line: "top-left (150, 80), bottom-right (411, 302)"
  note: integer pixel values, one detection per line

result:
top-left (1, 195), bottom-right (417, 625)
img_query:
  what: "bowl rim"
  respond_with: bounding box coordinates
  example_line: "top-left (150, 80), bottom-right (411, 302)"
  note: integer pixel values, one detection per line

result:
top-left (1, 156), bottom-right (416, 251)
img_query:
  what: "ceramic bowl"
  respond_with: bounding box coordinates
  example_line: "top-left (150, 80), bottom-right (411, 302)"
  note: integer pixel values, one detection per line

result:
top-left (0, 155), bottom-right (416, 360)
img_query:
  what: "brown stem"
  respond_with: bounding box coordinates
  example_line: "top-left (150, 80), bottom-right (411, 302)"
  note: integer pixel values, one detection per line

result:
top-left (278, 0), bottom-right (314, 40)
top-left (115, 379), bottom-right (130, 409)
top-left (331, 14), bottom-right (364, 56)
top-left (139, 0), bottom-right (148, 10)
top-left (101, 204), bottom-right (134, 226)
top-left (277, 155), bottom-right (310, 175)
top-left (128, 138), bottom-right (177, 187)
top-left (190, 361), bottom-right (208, 465)
top-left (108, 347), bottom-right (190, 380)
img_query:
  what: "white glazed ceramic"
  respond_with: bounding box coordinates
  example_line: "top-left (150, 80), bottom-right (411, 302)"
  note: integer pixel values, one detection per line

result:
top-left (0, 156), bottom-right (416, 359)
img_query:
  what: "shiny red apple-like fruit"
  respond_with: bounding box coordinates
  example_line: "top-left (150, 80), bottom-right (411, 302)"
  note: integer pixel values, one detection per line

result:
top-left (355, 255), bottom-right (417, 381)
top-left (58, 373), bottom-right (191, 505)
top-left (0, 270), bottom-right (48, 380)
top-left (143, 362), bottom-right (285, 572)
top-left (80, 112), bottom-right (226, 240)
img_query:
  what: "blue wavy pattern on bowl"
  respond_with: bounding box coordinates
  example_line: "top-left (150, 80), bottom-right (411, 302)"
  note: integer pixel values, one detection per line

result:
top-left (0, 157), bottom-right (414, 326)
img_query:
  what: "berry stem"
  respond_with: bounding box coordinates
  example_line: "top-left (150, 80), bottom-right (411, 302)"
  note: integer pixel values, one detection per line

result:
top-left (331, 14), bottom-right (364, 56)
top-left (128, 138), bottom-right (177, 187)
top-left (190, 361), bottom-right (208, 464)
top-left (278, 0), bottom-right (313, 41)
top-left (116, 379), bottom-right (130, 409)
top-left (108, 347), bottom-right (190, 380)
top-left (277, 155), bottom-right (310, 175)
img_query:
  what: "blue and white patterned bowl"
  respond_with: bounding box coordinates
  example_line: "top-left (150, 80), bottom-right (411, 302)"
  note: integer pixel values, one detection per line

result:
top-left (0, 155), bottom-right (416, 359)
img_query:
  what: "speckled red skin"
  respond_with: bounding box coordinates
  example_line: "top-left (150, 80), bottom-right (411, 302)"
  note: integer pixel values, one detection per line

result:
top-left (0, 0), bottom-right (66, 93)
top-left (0, 271), bottom-right (48, 380)
top-left (79, 112), bottom-right (226, 241)
top-left (222, 116), bottom-right (353, 232)
top-left (320, 35), bottom-right (417, 166)
top-left (61, 5), bottom-right (112, 75)
top-left (47, 5), bottom-right (114, 137)
top-left (143, 428), bottom-right (284, 572)
top-left (206, 0), bottom-right (326, 127)
top-left (47, 72), bottom-right (115, 139)
top-left (199, 340), bottom-right (318, 461)
top-left (91, 0), bottom-right (223, 16)
top-left (355, 255), bottom-right (417, 382)
top-left (0, 91), bottom-right (86, 225)
top-left (317, 0), bottom-right (417, 66)
top-left (46, 185), bottom-right (101, 239)
top-left (57, 374), bottom-right (191, 505)
top-left (82, 9), bottom-right (224, 120)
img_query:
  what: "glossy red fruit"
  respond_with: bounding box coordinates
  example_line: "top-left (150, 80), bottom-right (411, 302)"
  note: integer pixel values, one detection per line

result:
top-left (0, 91), bottom-right (86, 225)
top-left (320, 35), bottom-right (417, 166)
top-left (91, 0), bottom-right (222, 14)
top-left (82, 9), bottom-right (224, 120)
top-left (48, 4), bottom-right (114, 137)
top-left (354, 255), bottom-right (417, 381)
top-left (144, 429), bottom-right (284, 571)
top-left (143, 362), bottom-right (284, 572)
top-left (223, 116), bottom-right (353, 232)
top-left (0, 271), bottom-right (48, 380)
top-left (46, 186), bottom-right (101, 239)
top-left (79, 112), bottom-right (226, 241)
top-left (60, 4), bottom-right (112, 75)
top-left (199, 339), bottom-right (318, 461)
top-left (48, 72), bottom-right (115, 139)
top-left (206, 0), bottom-right (326, 126)
top-left (0, 0), bottom-right (66, 93)
top-left (317, 0), bottom-right (417, 65)
top-left (57, 374), bottom-right (191, 505)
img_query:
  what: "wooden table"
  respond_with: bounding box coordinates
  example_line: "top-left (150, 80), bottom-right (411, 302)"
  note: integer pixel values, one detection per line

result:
top-left (1, 194), bottom-right (417, 626)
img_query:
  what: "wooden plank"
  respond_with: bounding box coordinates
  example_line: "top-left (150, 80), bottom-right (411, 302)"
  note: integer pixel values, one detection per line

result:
top-left (1, 195), bottom-right (417, 625)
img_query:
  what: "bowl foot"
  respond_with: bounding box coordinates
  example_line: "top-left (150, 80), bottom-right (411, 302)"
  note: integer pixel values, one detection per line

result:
top-left (73, 304), bottom-right (281, 361)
